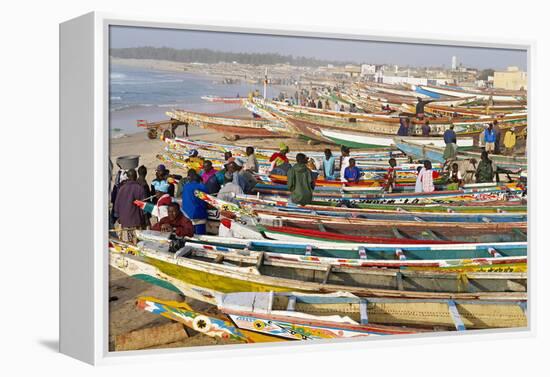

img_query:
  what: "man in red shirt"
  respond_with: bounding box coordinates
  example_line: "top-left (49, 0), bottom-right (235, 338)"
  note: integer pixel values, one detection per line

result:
top-left (151, 202), bottom-right (194, 238)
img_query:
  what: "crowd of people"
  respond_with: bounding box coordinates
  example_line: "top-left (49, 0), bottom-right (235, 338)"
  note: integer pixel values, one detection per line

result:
top-left (110, 128), bottom-right (510, 242)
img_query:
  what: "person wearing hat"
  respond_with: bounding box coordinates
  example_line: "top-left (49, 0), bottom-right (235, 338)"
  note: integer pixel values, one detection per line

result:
top-left (503, 127), bottom-right (517, 155)
top-left (184, 149), bottom-right (205, 171)
top-left (269, 143), bottom-right (291, 175)
top-left (151, 164), bottom-right (170, 197)
top-left (233, 158), bottom-right (257, 194)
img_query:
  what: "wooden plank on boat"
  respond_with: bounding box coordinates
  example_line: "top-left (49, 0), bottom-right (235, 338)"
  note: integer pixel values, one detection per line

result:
top-left (423, 230), bottom-right (443, 241)
top-left (287, 296), bottom-right (297, 311)
top-left (392, 227), bottom-right (406, 239)
top-left (396, 271), bottom-right (404, 291)
top-left (447, 300), bottom-right (466, 331)
top-left (256, 251), bottom-right (265, 269)
top-left (360, 299), bottom-right (369, 325)
top-left (512, 228), bottom-right (527, 238)
top-left (322, 265), bottom-right (333, 285)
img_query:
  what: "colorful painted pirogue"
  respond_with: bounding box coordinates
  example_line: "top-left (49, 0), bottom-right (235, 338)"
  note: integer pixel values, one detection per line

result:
top-left (137, 294), bottom-right (427, 342)
top-left (138, 291), bottom-right (527, 342)
top-left (395, 139), bottom-right (528, 171)
top-left (110, 236), bottom-right (527, 302)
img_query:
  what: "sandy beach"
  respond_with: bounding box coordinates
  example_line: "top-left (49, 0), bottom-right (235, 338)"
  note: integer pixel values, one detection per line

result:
top-left (109, 123), bottom-right (339, 351)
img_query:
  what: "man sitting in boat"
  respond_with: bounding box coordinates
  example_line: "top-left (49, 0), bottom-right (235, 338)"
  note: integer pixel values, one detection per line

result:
top-left (217, 172), bottom-right (244, 203)
top-left (475, 151), bottom-right (495, 183)
top-left (269, 143), bottom-right (291, 175)
top-left (151, 202), bottom-right (194, 238)
top-left (343, 158), bottom-right (361, 183)
top-left (243, 146), bottom-right (259, 173)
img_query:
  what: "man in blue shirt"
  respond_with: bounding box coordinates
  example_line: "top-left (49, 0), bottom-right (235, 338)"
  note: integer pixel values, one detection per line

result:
top-left (343, 158), bottom-right (361, 183)
top-left (181, 169), bottom-right (209, 235)
top-left (443, 125), bottom-right (457, 161)
top-left (484, 123), bottom-right (497, 153)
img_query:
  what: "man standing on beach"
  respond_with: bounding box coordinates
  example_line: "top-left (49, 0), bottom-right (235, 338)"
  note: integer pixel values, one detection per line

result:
top-left (114, 169), bottom-right (146, 242)
top-left (287, 153), bottom-right (315, 206)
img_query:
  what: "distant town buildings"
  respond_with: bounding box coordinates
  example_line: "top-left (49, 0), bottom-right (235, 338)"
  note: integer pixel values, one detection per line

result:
top-left (493, 66), bottom-right (527, 90)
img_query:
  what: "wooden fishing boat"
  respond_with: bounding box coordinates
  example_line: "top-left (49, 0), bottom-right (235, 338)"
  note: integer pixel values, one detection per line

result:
top-left (234, 194), bottom-right (527, 214)
top-left (415, 85), bottom-right (525, 102)
top-left (136, 295), bottom-right (428, 342)
top-left (255, 209), bottom-right (526, 238)
top-left (250, 205), bottom-right (526, 224)
top-left (201, 95), bottom-right (245, 104)
top-left (182, 238), bottom-right (527, 272)
top-left (166, 109), bottom-right (284, 139)
top-left (255, 221), bottom-right (527, 244)
top-left (319, 128), bottom-right (474, 149)
top-left (251, 184), bottom-right (523, 204)
top-left (110, 239), bottom-right (527, 304)
top-left (216, 292), bottom-right (527, 331)
top-left (394, 139), bottom-right (528, 170)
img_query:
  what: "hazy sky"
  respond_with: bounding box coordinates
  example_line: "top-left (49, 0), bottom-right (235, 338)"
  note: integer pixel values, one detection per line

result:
top-left (110, 26), bottom-right (527, 70)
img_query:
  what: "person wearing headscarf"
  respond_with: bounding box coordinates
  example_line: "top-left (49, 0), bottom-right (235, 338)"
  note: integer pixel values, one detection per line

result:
top-left (287, 153), bottom-right (315, 206)
top-left (503, 127), bottom-right (517, 155)
top-left (269, 143), bottom-right (291, 175)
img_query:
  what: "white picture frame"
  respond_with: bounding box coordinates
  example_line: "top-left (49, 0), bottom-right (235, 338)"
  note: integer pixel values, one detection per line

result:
top-left (59, 11), bottom-right (534, 365)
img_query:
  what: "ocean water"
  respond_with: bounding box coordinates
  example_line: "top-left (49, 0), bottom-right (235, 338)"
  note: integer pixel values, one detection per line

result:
top-left (109, 64), bottom-right (285, 134)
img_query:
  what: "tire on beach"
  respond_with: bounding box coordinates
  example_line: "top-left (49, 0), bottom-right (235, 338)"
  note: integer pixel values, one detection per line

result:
top-left (163, 129), bottom-right (173, 140)
top-left (147, 128), bottom-right (158, 139)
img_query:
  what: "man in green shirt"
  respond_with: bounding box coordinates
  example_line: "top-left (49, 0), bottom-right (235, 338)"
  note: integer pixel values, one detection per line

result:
top-left (287, 153), bottom-right (316, 206)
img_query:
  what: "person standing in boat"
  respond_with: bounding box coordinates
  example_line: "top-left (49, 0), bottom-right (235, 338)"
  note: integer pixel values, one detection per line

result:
top-left (322, 148), bottom-right (336, 180)
top-left (181, 169), bottom-right (209, 235)
top-left (443, 125), bottom-right (458, 161)
top-left (415, 97), bottom-right (435, 120)
top-left (384, 158), bottom-right (398, 192)
top-left (243, 146), bottom-right (259, 173)
top-left (136, 165), bottom-right (152, 199)
top-left (339, 146), bottom-right (351, 182)
top-left (414, 166), bottom-right (423, 193)
top-left (397, 117), bottom-right (410, 136)
top-left (475, 151), bottom-right (495, 183)
top-left (421, 120), bottom-right (431, 136)
top-left (317, 99), bottom-right (323, 109)
top-left (113, 169), bottom-right (146, 243)
top-left (287, 153), bottom-right (315, 206)
top-left (484, 123), bottom-right (497, 154)
top-left (503, 127), bottom-right (517, 155)
top-left (418, 160), bottom-right (435, 192)
top-left (493, 120), bottom-right (502, 154)
top-left (344, 158), bottom-right (361, 183)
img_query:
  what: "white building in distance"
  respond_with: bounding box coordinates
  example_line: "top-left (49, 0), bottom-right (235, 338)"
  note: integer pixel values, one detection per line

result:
top-left (451, 56), bottom-right (457, 70)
